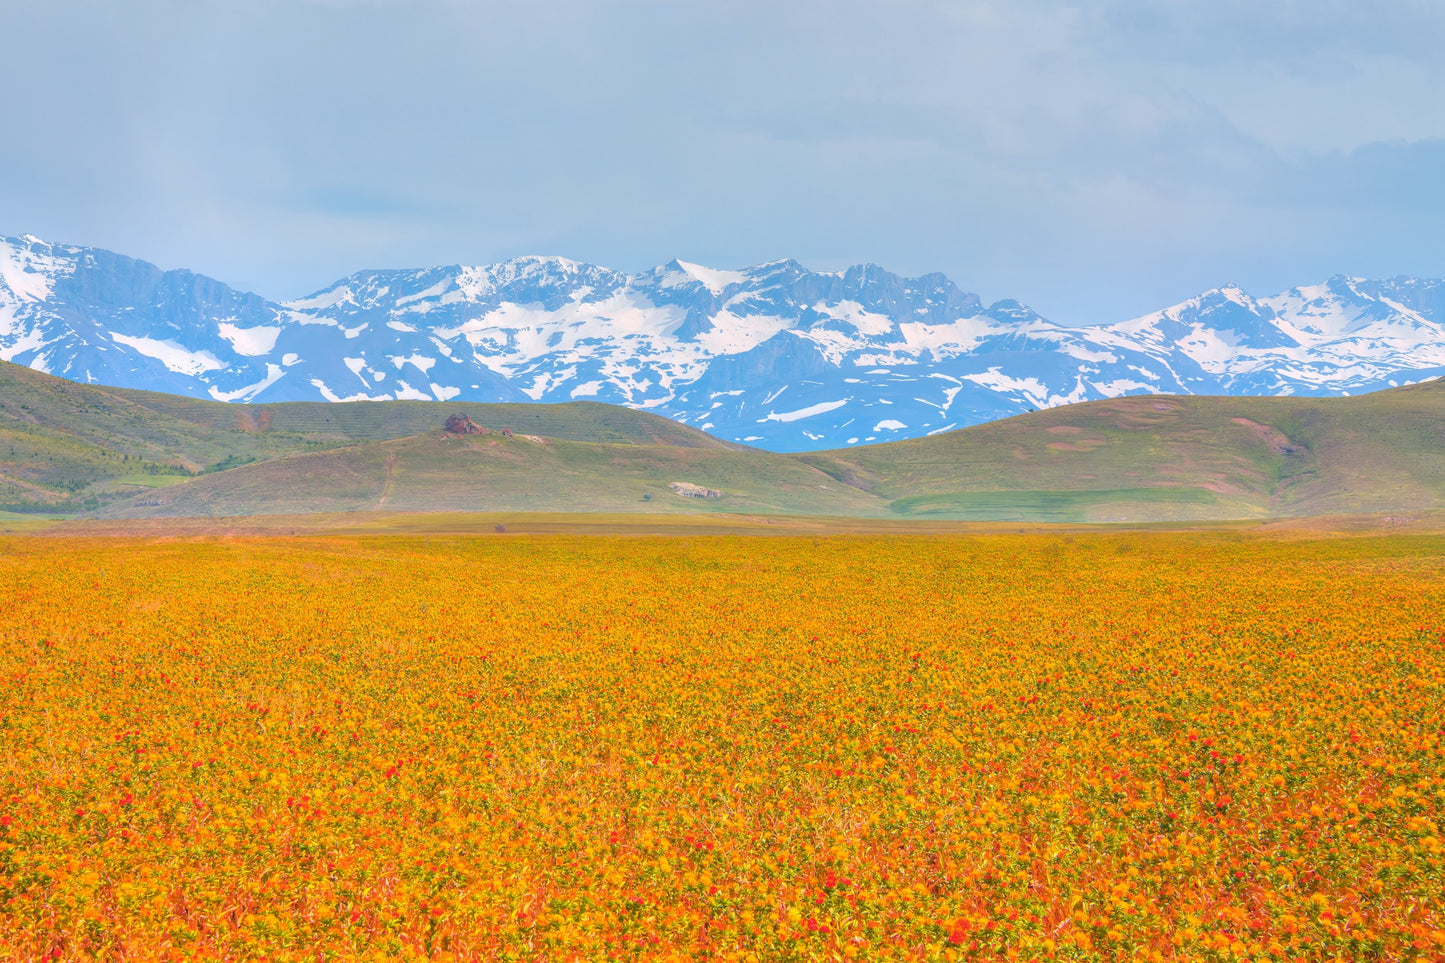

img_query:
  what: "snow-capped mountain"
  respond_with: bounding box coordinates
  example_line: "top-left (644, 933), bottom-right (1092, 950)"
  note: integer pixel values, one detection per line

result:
top-left (3, 232), bottom-right (1443, 451)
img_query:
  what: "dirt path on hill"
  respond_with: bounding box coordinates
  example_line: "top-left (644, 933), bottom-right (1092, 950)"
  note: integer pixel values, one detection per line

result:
top-left (375, 453), bottom-right (398, 509)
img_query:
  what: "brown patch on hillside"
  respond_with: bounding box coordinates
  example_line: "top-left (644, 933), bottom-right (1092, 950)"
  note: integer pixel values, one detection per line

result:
top-left (1076, 398), bottom-right (1184, 430)
top-left (1200, 477), bottom-right (1242, 495)
top-left (1231, 418), bottom-right (1301, 454)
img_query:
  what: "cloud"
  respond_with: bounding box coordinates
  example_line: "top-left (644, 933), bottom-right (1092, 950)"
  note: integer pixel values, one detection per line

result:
top-left (1266, 138), bottom-right (1445, 212)
top-left (1081, 0), bottom-right (1445, 68)
top-left (0, 0), bottom-right (1441, 321)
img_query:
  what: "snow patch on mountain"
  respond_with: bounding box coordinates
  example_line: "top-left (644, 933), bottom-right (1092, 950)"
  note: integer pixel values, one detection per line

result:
top-left (218, 322), bottom-right (282, 356)
top-left (668, 260), bottom-right (746, 295)
top-left (110, 333), bottom-right (226, 376)
top-left (1, 242), bottom-right (65, 303)
top-left (209, 363), bottom-right (286, 402)
top-left (762, 399), bottom-right (849, 423)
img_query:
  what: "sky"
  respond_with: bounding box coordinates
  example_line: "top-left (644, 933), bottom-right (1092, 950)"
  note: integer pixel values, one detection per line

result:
top-left (2, 0), bottom-right (1443, 324)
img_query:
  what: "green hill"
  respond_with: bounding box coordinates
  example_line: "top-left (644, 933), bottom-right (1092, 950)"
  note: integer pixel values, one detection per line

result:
top-left (96, 431), bottom-right (882, 518)
top-left (96, 384), bottom-right (739, 450)
top-left (0, 361), bottom-right (734, 513)
top-left (800, 379), bottom-right (1445, 521)
top-left (7, 359), bottom-right (1445, 523)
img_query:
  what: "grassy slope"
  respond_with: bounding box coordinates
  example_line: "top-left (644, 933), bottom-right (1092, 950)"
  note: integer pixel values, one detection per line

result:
top-left (0, 361), bottom-right (733, 511)
top-left (98, 431), bottom-right (884, 518)
top-left (801, 379), bottom-right (1445, 521)
top-left (107, 377), bottom-right (1445, 522)
top-left (104, 387), bottom-right (739, 450)
top-left (0, 362), bottom-right (318, 510)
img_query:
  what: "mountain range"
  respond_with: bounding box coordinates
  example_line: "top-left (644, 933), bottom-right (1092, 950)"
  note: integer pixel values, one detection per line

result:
top-left (3, 232), bottom-right (1444, 451)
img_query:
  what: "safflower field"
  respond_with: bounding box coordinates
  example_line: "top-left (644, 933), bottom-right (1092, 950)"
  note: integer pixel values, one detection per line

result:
top-left (1, 532), bottom-right (1443, 962)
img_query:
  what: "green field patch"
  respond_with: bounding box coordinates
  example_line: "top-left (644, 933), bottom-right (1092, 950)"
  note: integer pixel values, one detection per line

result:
top-left (890, 487), bottom-right (1217, 521)
top-left (111, 474), bottom-right (193, 488)
top-left (0, 510), bottom-right (65, 533)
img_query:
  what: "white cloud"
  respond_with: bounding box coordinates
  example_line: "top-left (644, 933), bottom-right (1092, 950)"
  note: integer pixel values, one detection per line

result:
top-left (1, 0), bottom-right (1441, 324)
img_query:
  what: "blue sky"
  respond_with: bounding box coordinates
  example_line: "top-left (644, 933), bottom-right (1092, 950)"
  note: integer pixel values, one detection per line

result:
top-left (2, 0), bottom-right (1442, 323)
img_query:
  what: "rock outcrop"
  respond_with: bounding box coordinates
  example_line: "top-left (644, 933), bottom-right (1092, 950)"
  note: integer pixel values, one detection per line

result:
top-left (669, 481), bottom-right (723, 499)
top-left (444, 413), bottom-right (488, 435)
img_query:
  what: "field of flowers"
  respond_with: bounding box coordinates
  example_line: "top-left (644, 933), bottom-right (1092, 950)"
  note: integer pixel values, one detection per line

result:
top-left (1, 532), bottom-right (1443, 961)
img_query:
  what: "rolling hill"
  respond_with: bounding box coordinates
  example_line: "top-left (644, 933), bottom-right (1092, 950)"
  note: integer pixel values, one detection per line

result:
top-left (802, 378), bottom-right (1445, 521)
top-left (6, 359), bottom-right (1445, 523)
top-left (93, 431), bottom-right (882, 519)
top-left (0, 360), bottom-right (735, 512)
